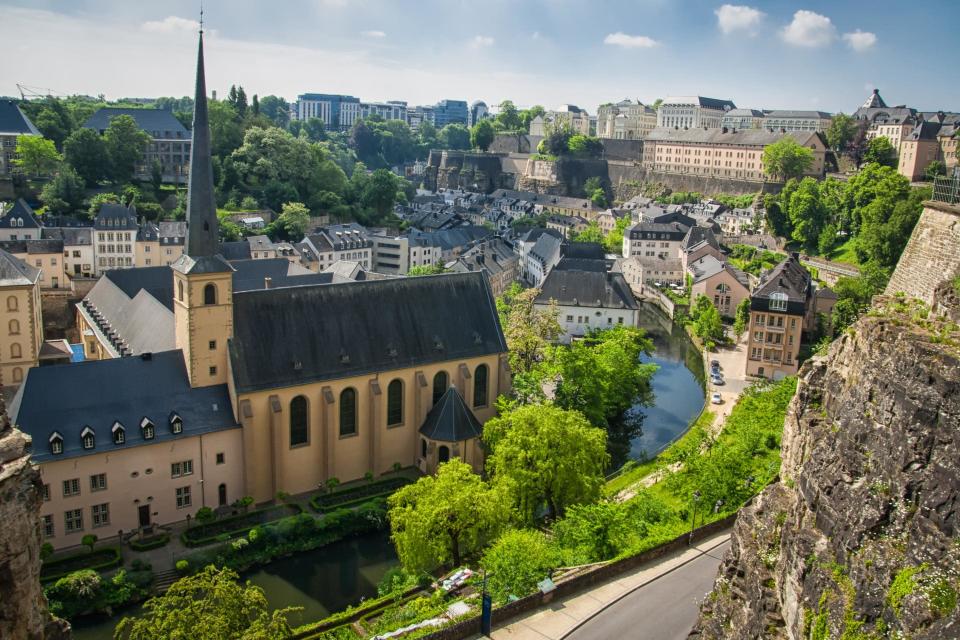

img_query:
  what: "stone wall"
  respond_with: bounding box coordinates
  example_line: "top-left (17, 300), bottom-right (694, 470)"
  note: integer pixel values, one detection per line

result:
top-left (489, 133), bottom-right (542, 154)
top-left (0, 392), bottom-right (71, 639)
top-left (607, 161), bottom-right (784, 198)
top-left (886, 201), bottom-right (960, 305)
top-left (423, 150), bottom-right (507, 193)
top-left (599, 138), bottom-right (643, 162)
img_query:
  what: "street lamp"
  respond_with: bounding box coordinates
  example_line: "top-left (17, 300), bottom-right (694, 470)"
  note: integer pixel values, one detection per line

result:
top-left (689, 490), bottom-right (702, 546)
top-left (714, 499), bottom-right (725, 515)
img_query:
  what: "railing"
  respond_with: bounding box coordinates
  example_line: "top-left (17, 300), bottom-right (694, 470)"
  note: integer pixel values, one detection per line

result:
top-left (932, 175), bottom-right (960, 205)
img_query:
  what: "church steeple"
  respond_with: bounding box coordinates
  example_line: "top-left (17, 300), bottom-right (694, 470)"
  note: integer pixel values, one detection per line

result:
top-left (185, 30), bottom-right (219, 257)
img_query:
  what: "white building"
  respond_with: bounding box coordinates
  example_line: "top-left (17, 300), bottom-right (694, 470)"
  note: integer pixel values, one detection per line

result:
top-left (369, 233), bottom-right (442, 275)
top-left (656, 96), bottom-right (736, 129)
top-left (596, 100), bottom-right (657, 140)
top-left (302, 223), bottom-right (373, 271)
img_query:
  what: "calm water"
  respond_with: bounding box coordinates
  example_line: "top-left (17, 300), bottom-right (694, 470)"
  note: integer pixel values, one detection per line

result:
top-left (71, 532), bottom-right (397, 640)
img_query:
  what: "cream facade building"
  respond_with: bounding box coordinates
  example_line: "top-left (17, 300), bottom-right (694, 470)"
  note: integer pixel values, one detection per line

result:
top-left (744, 255), bottom-right (811, 379)
top-left (0, 249), bottom-right (42, 388)
top-left (656, 96), bottom-right (736, 129)
top-left (596, 100), bottom-right (657, 140)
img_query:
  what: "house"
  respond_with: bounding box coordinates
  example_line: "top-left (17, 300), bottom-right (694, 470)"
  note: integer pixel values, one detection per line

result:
top-left (0, 239), bottom-right (67, 290)
top-left (623, 220), bottom-right (690, 261)
top-left (248, 235), bottom-right (277, 260)
top-left (43, 227), bottom-right (95, 278)
top-left (535, 258), bottom-right (639, 343)
top-left (83, 108), bottom-right (191, 182)
top-left (680, 225), bottom-right (723, 272)
top-left (0, 199), bottom-right (42, 241)
top-left (525, 229), bottom-right (564, 286)
top-left (0, 100), bottom-right (41, 176)
top-left (449, 238), bottom-right (520, 297)
top-left (18, 33), bottom-right (510, 550)
top-left (899, 121), bottom-right (944, 181)
top-left (302, 224), bottom-right (373, 271)
top-left (687, 254), bottom-right (750, 317)
top-left (619, 255), bottom-right (684, 296)
top-left (135, 221), bottom-right (185, 268)
top-left (93, 203), bottom-right (138, 275)
top-left (0, 248), bottom-right (42, 387)
top-left (546, 214), bottom-right (589, 239)
top-left (745, 254), bottom-right (811, 379)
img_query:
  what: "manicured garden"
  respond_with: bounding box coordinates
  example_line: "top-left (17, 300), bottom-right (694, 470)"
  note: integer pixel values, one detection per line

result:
top-left (41, 546), bottom-right (122, 583)
top-left (180, 503), bottom-right (302, 547)
top-left (310, 476), bottom-right (413, 513)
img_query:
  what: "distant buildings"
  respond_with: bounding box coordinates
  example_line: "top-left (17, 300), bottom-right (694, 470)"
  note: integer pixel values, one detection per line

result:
top-left (469, 101), bottom-right (489, 127)
top-left (529, 105), bottom-right (591, 136)
top-left (82, 108), bottom-right (191, 183)
top-left (433, 100), bottom-right (469, 128)
top-left (0, 100), bottom-right (40, 177)
top-left (761, 111), bottom-right (833, 133)
top-left (294, 93), bottom-right (362, 130)
top-left (720, 109), bottom-right (765, 130)
top-left (293, 94), bottom-right (468, 131)
top-left (302, 223), bottom-right (373, 271)
top-left (449, 238), bottom-right (519, 297)
top-left (656, 96), bottom-right (736, 129)
top-left (596, 100), bottom-right (657, 140)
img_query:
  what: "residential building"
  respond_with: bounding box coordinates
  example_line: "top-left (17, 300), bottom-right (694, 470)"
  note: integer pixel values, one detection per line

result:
top-left (82, 108), bottom-right (191, 182)
top-left (136, 221), bottom-right (185, 268)
top-left (873, 117), bottom-right (917, 154)
top-left (680, 225), bottom-right (723, 272)
top-left (449, 238), bottom-right (520, 297)
top-left (546, 214), bottom-right (589, 239)
top-left (433, 100), bottom-right (468, 127)
top-left (93, 203), bottom-right (138, 274)
top-left (761, 111), bottom-right (833, 133)
top-left (294, 93), bottom-right (362, 130)
top-left (530, 105), bottom-right (591, 136)
top-left (940, 125), bottom-right (959, 172)
top-left (406, 106), bottom-right (436, 131)
top-left (595, 209), bottom-right (627, 235)
top-left (525, 229), bottom-right (564, 286)
top-left (369, 232), bottom-right (442, 275)
top-left (720, 109), bottom-right (765, 130)
top-left (535, 258), bottom-right (639, 343)
top-left (0, 248), bottom-right (42, 387)
top-left (656, 96), bottom-right (736, 129)
top-left (302, 223), bottom-right (373, 271)
top-left (745, 254), bottom-right (810, 379)
top-left (687, 254), bottom-right (750, 317)
top-left (642, 127), bottom-right (826, 181)
top-left (596, 100), bottom-right (657, 140)
top-left (0, 239), bottom-right (67, 290)
top-left (623, 219), bottom-right (690, 260)
top-left (406, 226), bottom-right (493, 263)
top-left (619, 255), bottom-right (684, 296)
top-left (899, 121), bottom-right (946, 181)
top-left (0, 100), bottom-right (40, 177)
top-left (0, 199), bottom-right (42, 241)
top-left (489, 189), bottom-right (601, 219)
top-left (44, 227), bottom-right (95, 278)
top-left (19, 33), bottom-right (511, 551)
top-left (248, 235), bottom-right (278, 260)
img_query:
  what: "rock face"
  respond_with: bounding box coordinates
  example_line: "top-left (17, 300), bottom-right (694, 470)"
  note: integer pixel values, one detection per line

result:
top-left (691, 297), bottom-right (960, 639)
top-left (0, 392), bottom-right (71, 640)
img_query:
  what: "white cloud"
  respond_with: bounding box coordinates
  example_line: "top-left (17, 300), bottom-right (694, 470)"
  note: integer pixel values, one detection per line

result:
top-left (471, 35), bottom-right (495, 48)
top-left (843, 30), bottom-right (877, 52)
top-left (142, 16), bottom-right (201, 34)
top-left (780, 10), bottom-right (836, 48)
top-left (361, 30), bottom-right (386, 38)
top-left (603, 32), bottom-right (659, 49)
top-left (714, 5), bottom-right (764, 35)
top-left (532, 31), bottom-right (541, 40)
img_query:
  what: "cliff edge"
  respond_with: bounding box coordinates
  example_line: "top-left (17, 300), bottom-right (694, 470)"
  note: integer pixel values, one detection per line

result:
top-left (691, 294), bottom-right (960, 639)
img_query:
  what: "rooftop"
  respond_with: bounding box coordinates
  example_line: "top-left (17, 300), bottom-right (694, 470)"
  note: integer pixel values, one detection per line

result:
top-left (82, 107), bottom-right (190, 138)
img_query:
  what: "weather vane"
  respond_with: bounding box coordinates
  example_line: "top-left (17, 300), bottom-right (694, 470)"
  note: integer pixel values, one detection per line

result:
top-left (199, 0), bottom-right (204, 34)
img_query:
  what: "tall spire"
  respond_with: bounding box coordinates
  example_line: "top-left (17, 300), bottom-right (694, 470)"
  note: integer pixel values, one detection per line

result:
top-left (185, 29), bottom-right (219, 257)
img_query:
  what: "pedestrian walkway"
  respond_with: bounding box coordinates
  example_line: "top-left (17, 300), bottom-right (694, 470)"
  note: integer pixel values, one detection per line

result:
top-left (473, 530), bottom-right (730, 640)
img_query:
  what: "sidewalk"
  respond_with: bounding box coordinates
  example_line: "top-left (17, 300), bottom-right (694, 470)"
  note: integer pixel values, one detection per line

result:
top-left (471, 530), bottom-right (730, 640)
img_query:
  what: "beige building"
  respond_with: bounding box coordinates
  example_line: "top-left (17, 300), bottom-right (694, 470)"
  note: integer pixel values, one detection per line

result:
top-left (136, 221), bottom-right (186, 268)
top-left (596, 100), bottom-right (657, 140)
top-left (0, 249), bottom-right (42, 388)
top-left (899, 122), bottom-right (944, 181)
top-left (643, 127), bottom-right (826, 182)
top-left (688, 255), bottom-right (750, 318)
top-left (939, 126), bottom-right (958, 172)
top-left (761, 111), bottom-right (833, 133)
top-left (0, 239), bottom-right (67, 290)
top-left (745, 254), bottom-right (810, 379)
top-left (529, 105), bottom-right (591, 137)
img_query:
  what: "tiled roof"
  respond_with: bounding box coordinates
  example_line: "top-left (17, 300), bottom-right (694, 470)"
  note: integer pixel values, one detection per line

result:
top-left (0, 101), bottom-right (40, 136)
top-left (0, 199), bottom-right (41, 229)
top-left (418, 386), bottom-right (483, 442)
top-left (82, 107), bottom-right (189, 138)
top-left (0, 248), bottom-right (39, 286)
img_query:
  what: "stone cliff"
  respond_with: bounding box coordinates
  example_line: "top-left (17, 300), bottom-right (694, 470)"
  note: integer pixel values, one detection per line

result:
top-left (0, 392), bottom-right (71, 639)
top-left (691, 295), bottom-right (960, 639)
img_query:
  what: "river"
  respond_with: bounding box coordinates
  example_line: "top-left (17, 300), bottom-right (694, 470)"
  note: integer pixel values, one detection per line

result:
top-left (70, 303), bottom-right (702, 639)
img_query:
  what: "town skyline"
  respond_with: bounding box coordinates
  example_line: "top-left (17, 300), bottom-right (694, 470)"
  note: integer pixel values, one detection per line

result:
top-left (2, 0), bottom-right (959, 114)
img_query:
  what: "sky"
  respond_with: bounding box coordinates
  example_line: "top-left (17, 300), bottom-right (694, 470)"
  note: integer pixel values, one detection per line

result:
top-left (1, 0), bottom-right (958, 115)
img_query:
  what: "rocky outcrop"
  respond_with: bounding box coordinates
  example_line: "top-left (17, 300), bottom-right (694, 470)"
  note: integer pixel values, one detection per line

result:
top-left (0, 392), bottom-right (71, 640)
top-left (692, 295), bottom-right (960, 639)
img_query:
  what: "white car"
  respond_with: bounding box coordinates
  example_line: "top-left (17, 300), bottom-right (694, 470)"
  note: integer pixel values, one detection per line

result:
top-left (710, 392), bottom-right (723, 405)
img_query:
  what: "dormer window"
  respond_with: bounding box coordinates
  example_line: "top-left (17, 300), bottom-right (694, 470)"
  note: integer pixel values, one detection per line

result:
top-left (49, 432), bottom-right (64, 455)
top-left (169, 413), bottom-right (183, 434)
top-left (769, 292), bottom-right (788, 312)
top-left (80, 426), bottom-right (95, 450)
top-left (140, 418), bottom-right (155, 440)
top-left (112, 422), bottom-right (125, 445)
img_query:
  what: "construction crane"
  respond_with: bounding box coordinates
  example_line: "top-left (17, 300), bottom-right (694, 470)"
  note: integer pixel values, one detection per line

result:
top-left (16, 83), bottom-right (65, 101)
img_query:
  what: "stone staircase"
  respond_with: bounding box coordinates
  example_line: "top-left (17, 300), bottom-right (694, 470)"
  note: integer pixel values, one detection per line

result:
top-left (152, 569), bottom-right (180, 593)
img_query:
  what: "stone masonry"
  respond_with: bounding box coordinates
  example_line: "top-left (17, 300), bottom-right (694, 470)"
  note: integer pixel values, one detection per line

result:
top-left (886, 200), bottom-right (960, 305)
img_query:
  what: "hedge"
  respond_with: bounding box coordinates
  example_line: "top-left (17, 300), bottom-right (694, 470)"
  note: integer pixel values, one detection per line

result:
top-left (41, 546), bottom-right (122, 583)
top-left (129, 532), bottom-right (171, 552)
top-left (181, 504), bottom-right (302, 547)
top-left (310, 477), bottom-right (411, 513)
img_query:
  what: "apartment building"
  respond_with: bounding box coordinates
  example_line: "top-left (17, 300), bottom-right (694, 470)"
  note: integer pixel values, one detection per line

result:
top-left (93, 204), bottom-right (138, 274)
top-left (302, 223), bottom-right (373, 271)
top-left (83, 108), bottom-right (191, 183)
top-left (0, 199), bottom-right (42, 241)
top-left (745, 254), bottom-right (810, 379)
top-left (761, 111), bottom-right (833, 133)
top-left (596, 100), bottom-right (657, 140)
top-left (449, 238), bottom-right (520, 297)
top-left (656, 96), bottom-right (736, 129)
top-left (369, 232), bottom-right (442, 274)
top-left (294, 94), bottom-right (362, 130)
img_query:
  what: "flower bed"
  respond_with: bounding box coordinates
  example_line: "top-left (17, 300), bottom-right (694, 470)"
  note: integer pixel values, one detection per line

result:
top-left (181, 503), bottom-right (302, 547)
top-left (311, 477), bottom-right (412, 513)
top-left (41, 547), bottom-right (122, 583)
top-left (129, 532), bottom-right (171, 552)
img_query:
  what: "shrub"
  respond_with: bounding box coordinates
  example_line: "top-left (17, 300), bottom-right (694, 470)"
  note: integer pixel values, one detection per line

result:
top-left (41, 547), bottom-right (122, 583)
top-left (176, 559), bottom-right (190, 574)
top-left (481, 530), bottom-right (561, 602)
top-left (44, 568), bottom-right (152, 621)
top-left (195, 506), bottom-right (216, 524)
top-left (129, 533), bottom-right (170, 552)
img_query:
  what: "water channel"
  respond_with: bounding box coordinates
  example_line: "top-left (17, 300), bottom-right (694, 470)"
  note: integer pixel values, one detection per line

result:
top-left (70, 302), bottom-right (702, 640)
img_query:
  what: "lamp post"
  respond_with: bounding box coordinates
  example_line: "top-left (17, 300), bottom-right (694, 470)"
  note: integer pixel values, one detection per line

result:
top-left (714, 499), bottom-right (724, 515)
top-left (689, 490), bottom-right (701, 546)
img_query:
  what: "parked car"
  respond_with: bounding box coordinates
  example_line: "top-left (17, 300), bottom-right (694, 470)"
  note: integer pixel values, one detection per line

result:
top-left (710, 374), bottom-right (725, 386)
top-left (711, 392), bottom-right (723, 404)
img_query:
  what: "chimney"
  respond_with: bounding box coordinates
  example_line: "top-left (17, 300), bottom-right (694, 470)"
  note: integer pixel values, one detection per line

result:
top-left (264, 277), bottom-right (272, 289)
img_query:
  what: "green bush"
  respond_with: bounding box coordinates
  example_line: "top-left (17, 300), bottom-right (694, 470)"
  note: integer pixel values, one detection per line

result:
top-left (44, 568), bottom-right (152, 621)
top-left (181, 503), bottom-right (302, 547)
top-left (175, 559), bottom-right (190, 574)
top-left (41, 547), bottom-right (122, 583)
top-left (481, 529), bottom-right (561, 602)
top-left (310, 477), bottom-right (411, 513)
top-left (129, 532), bottom-right (170, 551)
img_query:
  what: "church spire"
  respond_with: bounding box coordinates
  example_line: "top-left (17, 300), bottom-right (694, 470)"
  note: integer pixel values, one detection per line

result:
top-left (184, 29), bottom-right (219, 257)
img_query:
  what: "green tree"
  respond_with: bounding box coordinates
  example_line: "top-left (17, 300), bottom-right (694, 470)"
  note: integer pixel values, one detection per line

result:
top-left (605, 216), bottom-right (631, 255)
top-left (924, 160), bottom-right (946, 181)
top-left (831, 262), bottom-right (890, 333)
top-left (785, 177), bottom-right (827, 252)
top-left (498, 287), bottom-right (562, 379)
top-left (495, 100), bottom-right (522, 131)
top-left (40, 165), bottom-right (86, 215)
top-left (484, 403), bottom-right (609, 522)
top-left (63, 127), bottom-right (109, 186)
top-left (481, 529), bottom-right (561, 602)
top-left (826, 113), bottom-right (856, 152)
top-left (408, 262), bottom-right (449, 276)
top-left (114, 565), bottom-right (297, 640)
top-left (30, 101), bottom-right (74, 150)
top-left (258, 95), bottom-right (290, 128)
top-left (81, 534), bottom-right (98, 553)
top-left (273, 202), bottom-right (310, 241)
top-left (13, 135), bottom-right (61, 176)
top-left (818, 222), bottom-right (839, 255)
top-left (103, 114), bottom-right (150, 184)
top-left (651, 98), bottom-right (663, 111)
top-left (470, 119), bottom-right (496, 151)
top-left (209, 101), bottom-right (245, 158)
top-left (387, 459), bottom-right (503, 572)
top-left (733, 297), bottom-right (751, 340)
top-left (567, 134), bottom-right (603, 158)
top-left (417, 121), bottom-right (439, 152)
top-left (438, 124), bottom-right (471, 150)
top-left (570, 222), bottom-right (605, 244)
top-left (691, 295), bottom-right (724, 349)
top-left (762, 136), bottom-right (814, 182)
top-left (361, 168), bottom-right (399, 222)
top-left (863, 136), bottom-right (898, 168)
top-left (518, 105), bottom-right (546, 132)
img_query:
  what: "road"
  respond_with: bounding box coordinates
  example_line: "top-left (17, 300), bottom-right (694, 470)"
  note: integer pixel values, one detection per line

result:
top-left (564, 540), bottom-right (730, 640)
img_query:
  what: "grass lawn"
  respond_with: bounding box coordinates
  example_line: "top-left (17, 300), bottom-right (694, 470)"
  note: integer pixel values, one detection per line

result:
top-left (827, 238), bottom-right (860, 267)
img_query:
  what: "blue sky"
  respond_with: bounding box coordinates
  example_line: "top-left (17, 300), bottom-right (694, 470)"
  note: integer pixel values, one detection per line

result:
top-left (1, 0), bottom-right (957, 114)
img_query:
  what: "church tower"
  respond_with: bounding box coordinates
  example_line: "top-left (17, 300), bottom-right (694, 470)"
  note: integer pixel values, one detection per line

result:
top-left (171, 29), bottom-right (234, 388)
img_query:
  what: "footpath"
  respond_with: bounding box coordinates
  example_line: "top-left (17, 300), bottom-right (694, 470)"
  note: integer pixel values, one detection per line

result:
top-left (471, 530), bottom-right (731, 640)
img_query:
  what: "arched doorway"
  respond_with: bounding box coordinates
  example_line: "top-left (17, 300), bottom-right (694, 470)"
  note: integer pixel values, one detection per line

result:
top-left (218, 483), bottom-right (227, 507)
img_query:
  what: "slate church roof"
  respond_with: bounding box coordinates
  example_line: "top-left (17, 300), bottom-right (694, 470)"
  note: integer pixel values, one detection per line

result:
top-left (419, 387), bottom-right (483, 442)
top-left (228, 271), bottom-right (507, 393)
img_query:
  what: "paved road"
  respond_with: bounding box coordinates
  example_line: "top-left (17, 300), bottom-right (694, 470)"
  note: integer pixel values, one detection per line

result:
top-left (564, 540), bottom-right (730, 640)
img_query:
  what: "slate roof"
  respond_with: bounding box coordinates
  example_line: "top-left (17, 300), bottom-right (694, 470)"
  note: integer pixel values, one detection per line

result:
top-left (661, 96), bottom-right (736, 110)
top-left (407, 226), bottom-right (494, 252)
top-left (861, 89), bottom-right (887, 110)
top-left (220, 241), bottom-right (252, 260)
top-left (905, 121), bottom-right (942, 142)
top-left (0, 199), bottom-right (41, 229)
top-left (529, 231), bottom-right (563, 266)
top-left (94, 203), bottom-right (138, 230)
top-left (562, 242), bottom-right (606, 260)
top-left (688, 254), bottom-right (750, 289)
top-left (724, 108), bottom-right (765, 118)
top-left (0, 248), bottom-right (39, 286)
top-left (751, 254), bottom-right (811, 315)
top-left (42, 227), bottom-right (93, 247)
top-left (764, 110), bottom-right (832, 119)
top-left (228, 272), bottom-right (507, 393)
top-left (682, 226), bottom-right (720, 252)
top-left (0, 101), bottom-right (40, 136)
top-left (536, 267), bottom-right (638, 310)
top-left (450, 238), bottom-right (518, 277)
top-left (419, 386), bottom-right (483, 442)
top-left (82, 108), bottom-right (190, 138)
top-left (646, 127), bottom-right (821, 147)
top-left (10, 350), bottom-right (237, 463)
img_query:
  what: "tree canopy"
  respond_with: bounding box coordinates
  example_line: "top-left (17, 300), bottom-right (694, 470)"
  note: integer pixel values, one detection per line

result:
top-left (102, 115), bottom-right (151, 184)
top-left (14, 135), bottom-right (61, 176)
top-left (863, 136), bottom-right (898, 168)
top-left (761, 136), bottom-right (814, 182)
top-left (470, 119), bottom-right (496, 151)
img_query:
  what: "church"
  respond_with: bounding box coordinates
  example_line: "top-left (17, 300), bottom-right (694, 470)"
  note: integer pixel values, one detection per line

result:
top-left (11, 32), bottom-right (509, 550)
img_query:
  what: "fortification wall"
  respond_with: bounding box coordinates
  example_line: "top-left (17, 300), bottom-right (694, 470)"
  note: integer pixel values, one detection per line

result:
top-left (886, 201), bottom-right (960, 305)
top-left (607, 162), bottom-right (783, 198)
